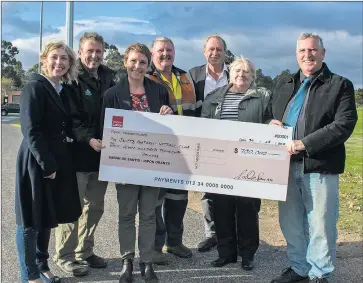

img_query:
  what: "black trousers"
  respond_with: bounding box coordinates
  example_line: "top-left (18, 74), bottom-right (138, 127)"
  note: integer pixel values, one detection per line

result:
top-left (155, 189), bottom-right (188, 249)
top-left (213, 194), bottom-right (261, 260)
top-left (201, 192), bottom-right (216, 238)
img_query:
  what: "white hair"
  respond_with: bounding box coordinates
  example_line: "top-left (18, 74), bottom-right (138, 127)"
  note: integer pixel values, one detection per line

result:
top-left (297, 33), bottom-right (324, 49)
top-left (228, 56), bottom-right (256, 86)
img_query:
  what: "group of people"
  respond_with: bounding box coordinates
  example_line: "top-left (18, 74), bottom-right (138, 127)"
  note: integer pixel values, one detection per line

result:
top-left (14, 31), bottom-right (357, 283)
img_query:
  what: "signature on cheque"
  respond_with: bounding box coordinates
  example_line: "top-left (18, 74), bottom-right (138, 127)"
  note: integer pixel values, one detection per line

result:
top-left (234, 169), bottom-right (274, 183)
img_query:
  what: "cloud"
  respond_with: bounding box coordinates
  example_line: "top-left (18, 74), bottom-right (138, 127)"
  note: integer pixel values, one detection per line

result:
top-left (169, 27), bottom-right (363, 88)
top-left (146, 2), bottom-right (363, 38)
top-left (9, 13), bottom-right (363, 89)
top-left (74, 17), bottom-right (158, 36)
top-left (2, 16), bottom-right (60, 38)
top-left (1, 2), bottom-right (60, 39)
top-left (11, 16), bottom-right (159, 70)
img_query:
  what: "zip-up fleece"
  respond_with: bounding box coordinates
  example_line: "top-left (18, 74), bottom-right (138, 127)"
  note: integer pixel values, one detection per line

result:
top-left (68, 59), bottom-right (116, 172)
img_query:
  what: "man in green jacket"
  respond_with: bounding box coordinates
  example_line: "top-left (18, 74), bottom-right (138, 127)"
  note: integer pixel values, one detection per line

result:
top-left (53, 32), bottom-right (115, 277)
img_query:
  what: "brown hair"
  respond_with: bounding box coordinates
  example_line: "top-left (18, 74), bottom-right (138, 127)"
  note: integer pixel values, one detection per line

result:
top-left (204, 34), bottom-right (227, 51)
top-left (79, 32), bottom-right (105, 50)
top-left (40, 40), bottom-right (78, 83)
top-left (124, 43), bottom-right (151, 67)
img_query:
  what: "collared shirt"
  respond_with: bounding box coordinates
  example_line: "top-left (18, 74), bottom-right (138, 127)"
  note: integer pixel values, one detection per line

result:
top-left (282, 67), bottom-right (323, 160)
top-left (41, 74), bottom-right (63, 94)
top-left (204, 64), bottom-right (228, 97)
top-left (90, 70), bottom-right (98, 79)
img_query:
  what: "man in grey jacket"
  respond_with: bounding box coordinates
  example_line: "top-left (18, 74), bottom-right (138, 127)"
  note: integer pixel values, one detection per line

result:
top-left (189, 34), bottom-right (229, 252)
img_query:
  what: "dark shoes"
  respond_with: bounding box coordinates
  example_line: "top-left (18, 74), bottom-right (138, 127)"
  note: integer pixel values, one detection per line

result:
top-left (140, 262), bottom-right (159, 283)
top-left (241, 259), bottom-right (254, 271)
top-left (310, 278), bottom-right (328, 283)
top-left (55, 255), bottom-right (105, 277)
top-left (77, 254), bottom-right (108, 268)
top-left (55, 260), bottom-right (89, 277)
top-left (152, 250), bottom-right (168, 265)
top-left (211, 256), bottom-right (237, 267)
top-left (167, 244), bottom-right (192, 258)
top-left (119, 259), bottom-right (133, 283)
top-left (197, 236), bottom-right (217, 252)
top-left (270, 267), bottom-right (309, 283)
top-left (40, 272), bottom-right (62, 283)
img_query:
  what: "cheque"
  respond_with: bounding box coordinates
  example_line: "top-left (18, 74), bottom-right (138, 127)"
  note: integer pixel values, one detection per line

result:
top-left (99, 108), bottom-right (292, 201)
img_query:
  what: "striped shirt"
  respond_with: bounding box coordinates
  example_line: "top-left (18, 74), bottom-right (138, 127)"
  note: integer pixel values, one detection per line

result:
top-left (220, 92), bottom-right (245, 121)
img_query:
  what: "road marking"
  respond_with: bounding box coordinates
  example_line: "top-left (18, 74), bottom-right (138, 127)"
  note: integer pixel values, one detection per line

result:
top-left (190, 275), bottom-right (252, 279)
top-left (1, 116), bottom-right (19, 123)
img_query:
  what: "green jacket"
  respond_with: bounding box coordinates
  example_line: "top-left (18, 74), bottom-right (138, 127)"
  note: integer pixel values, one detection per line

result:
top-left (68, 59), bottom-right (116, 171)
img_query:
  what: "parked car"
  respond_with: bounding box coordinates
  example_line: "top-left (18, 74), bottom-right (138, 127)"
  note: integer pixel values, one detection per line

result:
top-left (1, 103), bottom-right (20, 116)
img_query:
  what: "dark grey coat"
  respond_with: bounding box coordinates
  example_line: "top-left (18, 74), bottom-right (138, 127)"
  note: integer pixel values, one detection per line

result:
top-left (201, 83), bottom-right (271, 123)
top-left (15, 74), bottom-right (82, 229)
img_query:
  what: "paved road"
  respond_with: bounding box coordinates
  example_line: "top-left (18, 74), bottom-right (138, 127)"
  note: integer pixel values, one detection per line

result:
top-left (1, 124), bottom-right (362, 283)
top-left (1, 113), bottom-right (20, 124)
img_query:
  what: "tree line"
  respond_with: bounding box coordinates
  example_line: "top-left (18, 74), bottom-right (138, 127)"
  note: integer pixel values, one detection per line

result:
top-left (2, 40), bottom-right (363, 105)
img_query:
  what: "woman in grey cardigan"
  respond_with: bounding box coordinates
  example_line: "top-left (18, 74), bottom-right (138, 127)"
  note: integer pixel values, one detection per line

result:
top-left (201, 58), bottom-right (271, 271)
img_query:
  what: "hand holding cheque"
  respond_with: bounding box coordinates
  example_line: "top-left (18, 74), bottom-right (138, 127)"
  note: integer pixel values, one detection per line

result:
top-left (99, 108), bottom-right (292, 201)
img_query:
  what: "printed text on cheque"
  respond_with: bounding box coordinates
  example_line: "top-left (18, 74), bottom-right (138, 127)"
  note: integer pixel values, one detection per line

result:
top-left (99, 108), bottom-right (292, 201)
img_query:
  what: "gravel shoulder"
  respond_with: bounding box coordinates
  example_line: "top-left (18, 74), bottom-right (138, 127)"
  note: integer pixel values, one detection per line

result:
top-left (188, 191), bottom-right (363, 263)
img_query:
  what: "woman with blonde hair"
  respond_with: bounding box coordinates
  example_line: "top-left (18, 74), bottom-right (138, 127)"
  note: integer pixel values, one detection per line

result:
top-left (201, 57), bottom-right (271, 271)
top-left (15, 41), bottom-right (82, 283)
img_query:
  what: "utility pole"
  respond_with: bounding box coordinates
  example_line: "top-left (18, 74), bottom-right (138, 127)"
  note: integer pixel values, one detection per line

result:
top-left (66, 1), bottom-right (74, 49)
top-left (38, 1), bottom-right (43, 73)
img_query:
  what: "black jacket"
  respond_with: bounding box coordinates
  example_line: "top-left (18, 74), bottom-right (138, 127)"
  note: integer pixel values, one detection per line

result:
top-left (100, 75), bottom-right (170, 135)
top-left (15, 74), bottom-right (81, 228)
top-left (269, 63), bottom-right (358, 174)
top-left (69, 59), bottom-right (115, 171)
top-left (189, 64), bottom-right (229, 117)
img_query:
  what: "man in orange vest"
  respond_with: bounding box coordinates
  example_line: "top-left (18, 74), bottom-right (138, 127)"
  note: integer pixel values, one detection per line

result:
top-left (147, 36), bottom-right (198, 265)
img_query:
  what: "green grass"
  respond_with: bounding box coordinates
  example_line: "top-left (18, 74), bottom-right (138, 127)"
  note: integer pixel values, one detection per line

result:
top-left (262, 107), bottom-right (363, 236)
top-left (339, 106), bottom-right (363, 235)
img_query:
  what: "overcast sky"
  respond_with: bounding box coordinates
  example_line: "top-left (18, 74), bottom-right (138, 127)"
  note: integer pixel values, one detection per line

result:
top-left (2, 1), bottom-right (362, 89)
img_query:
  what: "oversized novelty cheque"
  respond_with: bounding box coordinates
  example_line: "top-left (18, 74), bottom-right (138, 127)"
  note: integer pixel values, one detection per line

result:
top-left (99, 108), bottom-right (292, 201)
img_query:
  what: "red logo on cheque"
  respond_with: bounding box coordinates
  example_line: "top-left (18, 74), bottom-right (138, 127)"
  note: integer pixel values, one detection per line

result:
top-left (112, 116), bottom-right (124, 128)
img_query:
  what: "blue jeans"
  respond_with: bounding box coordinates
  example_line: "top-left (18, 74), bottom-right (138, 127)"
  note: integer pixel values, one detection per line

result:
top-left (16, 225), bottom-right (51, 282)
top-left (279, 161), bottom-right (339, 280)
